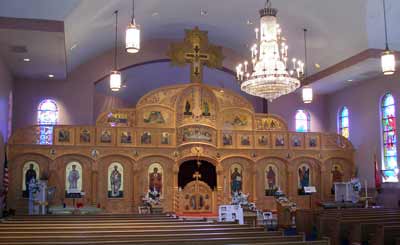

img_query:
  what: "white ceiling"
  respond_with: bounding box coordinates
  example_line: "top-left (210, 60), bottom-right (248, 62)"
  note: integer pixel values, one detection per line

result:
top-left (0, 0), bottom-right (399, 93)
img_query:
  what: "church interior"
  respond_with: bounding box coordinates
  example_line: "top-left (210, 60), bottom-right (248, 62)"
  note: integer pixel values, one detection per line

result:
top-left (0, 0), bottom-right (399, 244)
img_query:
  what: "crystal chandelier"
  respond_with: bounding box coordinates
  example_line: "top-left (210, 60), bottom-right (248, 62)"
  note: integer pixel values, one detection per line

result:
top-left (236, 0), bottom-right (303, 102)
top-left (126, 0), bottom-right (140, 53)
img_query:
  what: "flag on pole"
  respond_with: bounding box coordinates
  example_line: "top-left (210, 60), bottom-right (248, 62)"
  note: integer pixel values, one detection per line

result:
top-left (374, 154), bottom-right (382, 192)
top-left (1, 149), bottom-right (9, 211)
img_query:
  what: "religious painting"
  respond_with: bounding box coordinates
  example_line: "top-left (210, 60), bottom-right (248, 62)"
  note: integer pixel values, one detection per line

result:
top-left (79, 128), bottom-right (91, 144)
top-left (298, 163), bottom-right (311, 195)
top-left (65, 161), bottom-right (82, 197)
top-left (306, 134), bottom-right (320, 148)
top-left (100, 129), bottom-right (112, 144)
top-left (222, 133), bottom-right (233, 146)
top-left (181, 127), bottom-right (213, 144)
top-left (255, 117), bottom-right (286, 131)
top-left (265, 164), bottom-right (278, 196)
top-left (257, 135), bottom-right (269, 146)
top-left (143, 111), bottom-right (165, 124)
top-left (184, 100), bottom-right (193, 115)
top-left (240, 135), bottom-right (251, 146)
top-left (119, 130), bottom-right (133, 144)
top-left (141, 131), bottom-right (152, 145)
top-left (22, 161), bottom-right (39, 198)
top-left (148, 163), bottom-right (163, 196)
top-left (223, 113), bottom-right (249, 129)
top-left (202, 101), bottom-right (211, 116)
top-left (274, 133), bottom-right (286, 148)
top-left (331, 164), bottom-right (344, 194)
top-left (161, 132), bottom-right (170, 145)
top-left (230, 163), bottom-right (243, 194)
top-left (108, 162), bottom-right (124, 198)
top-left (58, 129), bottom-right (70, 143)
top-left (291, 134), bottom-right (303, 148)
top-left (107, 112), bottom-right (129, 127)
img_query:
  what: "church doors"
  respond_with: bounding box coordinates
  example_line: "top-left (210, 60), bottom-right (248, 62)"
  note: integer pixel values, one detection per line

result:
top-left (178, 160), bottom-right (216, 213)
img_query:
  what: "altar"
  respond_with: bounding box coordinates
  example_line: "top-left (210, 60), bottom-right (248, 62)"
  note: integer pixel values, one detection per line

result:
top-left (6, 27), bottom-right (355, 214)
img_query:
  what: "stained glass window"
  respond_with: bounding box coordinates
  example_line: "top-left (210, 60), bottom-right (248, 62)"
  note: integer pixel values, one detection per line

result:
top-left (295, 110), bottom-right (310, 132)
top-left (37, 99), bottom-right (58, 145)
top-left (338, 106), bottom-right (349, 139)
top-left (381, 92), bottom-right (399, 182)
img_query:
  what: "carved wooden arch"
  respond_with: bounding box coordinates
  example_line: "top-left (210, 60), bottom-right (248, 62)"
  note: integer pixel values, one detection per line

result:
top-left (52, 154), bottom-right (94, 204)
top-left (178, 155), bottom-right (219, 167)
top-left (220, 156), bottom-right (254, 195)
top-left (255, 157), bottom-right (289, 196)
top-left (290, 156), bottom-right (323, 197)
top-left (8, 153), bottom-right (52, 202)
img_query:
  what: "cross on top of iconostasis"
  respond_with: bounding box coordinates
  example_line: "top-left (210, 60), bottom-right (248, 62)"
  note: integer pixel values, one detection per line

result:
top-left (168, 27), bottom-right (224, 83)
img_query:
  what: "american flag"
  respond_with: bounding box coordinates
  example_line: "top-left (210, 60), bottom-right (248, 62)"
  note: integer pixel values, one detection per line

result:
top-left (1, 150), bottom-right (8, 211)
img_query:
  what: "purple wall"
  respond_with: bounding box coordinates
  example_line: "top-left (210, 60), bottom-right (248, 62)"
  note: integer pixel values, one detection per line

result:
top-left (327, 74), bottom-right (400, 189)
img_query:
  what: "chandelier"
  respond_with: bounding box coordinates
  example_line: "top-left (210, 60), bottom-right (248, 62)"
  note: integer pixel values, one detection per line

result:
top-left (236, 0), bottom-right (303, 102)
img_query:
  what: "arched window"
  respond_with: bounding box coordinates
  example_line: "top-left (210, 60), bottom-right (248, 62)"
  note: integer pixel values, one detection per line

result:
top-left (295, 110), bottom-right (310, 132)
top-left (381, 92), bottom-right (399, 182)
top-left (338, 106), bottom-right (349, 138)
top-left (37, 99), bottom-right (58, 145)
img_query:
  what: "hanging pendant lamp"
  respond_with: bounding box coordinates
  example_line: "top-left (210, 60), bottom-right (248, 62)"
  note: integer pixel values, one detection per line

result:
top-left (381, 0), bottom-right (395, 75)
top-left (301, 29), bottom-right (313, 104)
top-left (126, 0), bottom-right (140, 53)
top-left (110, 10), bottom-right (121, 92)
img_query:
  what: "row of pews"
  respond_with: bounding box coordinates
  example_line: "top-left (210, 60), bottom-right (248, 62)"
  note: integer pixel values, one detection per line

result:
top-left (0, 214), bottom-right (330, 245)
top-left (317, 208), bottom-right (400, 245)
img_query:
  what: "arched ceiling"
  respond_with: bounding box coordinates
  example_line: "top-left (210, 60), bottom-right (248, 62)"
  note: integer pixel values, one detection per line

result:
top-left (0, 0), bottom-right (399, 93)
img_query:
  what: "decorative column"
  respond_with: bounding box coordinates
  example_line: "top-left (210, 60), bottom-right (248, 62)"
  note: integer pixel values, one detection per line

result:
top-left (91, 171), bottom-right (98, 206)
top-left (172, 161), bottom-right (180, 213)
top-left (90, 159), bottom-right (99, 206)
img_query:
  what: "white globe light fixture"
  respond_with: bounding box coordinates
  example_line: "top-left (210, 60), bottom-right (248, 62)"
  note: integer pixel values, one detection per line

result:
top-left (236, 0), bottom-right (303, 102)
top-left (126, 0), bottom-right (140, 53)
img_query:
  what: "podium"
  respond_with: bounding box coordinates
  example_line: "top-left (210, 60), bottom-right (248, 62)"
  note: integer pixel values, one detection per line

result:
top-left (276, 201), bottom-right (293, 228)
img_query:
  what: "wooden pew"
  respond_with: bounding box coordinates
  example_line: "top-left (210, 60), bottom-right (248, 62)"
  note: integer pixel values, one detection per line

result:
top-left (370, 225), bottom-right (400, 245)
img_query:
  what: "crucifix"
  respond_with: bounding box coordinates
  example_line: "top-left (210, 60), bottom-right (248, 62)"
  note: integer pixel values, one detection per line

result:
top-left (167, 27), bottom-right (223, 84)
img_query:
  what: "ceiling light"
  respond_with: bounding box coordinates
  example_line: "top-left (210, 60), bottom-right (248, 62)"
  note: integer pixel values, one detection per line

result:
top-left (381, 0), bottom-right (395, 75)
top-left (110, 11), bottom-right (121, 92)
top-left (48, 74), bottom-right (54, 78)
top-left (200, 9), bottom-right (208, 16)
top-left (315, 63), bottom-right (321, 69)
top-left (23, 58), bottom-right (30, 62)
top-left (152, 12), bottom-right (159, 17)
top-left (347, 79), bottom-right (353, 82)
top-left (236, 0), bottom-right (303, 102)
top-left (126, 0), bottom-right (140, 54)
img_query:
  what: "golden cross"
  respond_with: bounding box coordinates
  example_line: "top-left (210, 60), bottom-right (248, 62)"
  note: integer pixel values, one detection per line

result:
top-left (167, 27), bottom-right (224, 83)
top-left (193, 171), bottom-right (202, 181)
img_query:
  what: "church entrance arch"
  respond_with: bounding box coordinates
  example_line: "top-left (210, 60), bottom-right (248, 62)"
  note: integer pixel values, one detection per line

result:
top-left (178, 160), bottom-right (216, 214)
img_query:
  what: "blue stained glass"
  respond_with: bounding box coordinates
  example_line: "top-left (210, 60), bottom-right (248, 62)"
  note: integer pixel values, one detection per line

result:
top-left (295, 110), bottom-right (310, 132)
top-left (339, 106), bottom-right (349, 138)
top-left (37, 99), bottom-right (58, 145)
top-left (381, 93), bottom-right (399, 182)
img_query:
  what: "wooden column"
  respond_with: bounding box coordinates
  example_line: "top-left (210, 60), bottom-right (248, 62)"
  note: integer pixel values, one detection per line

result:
top-left (91, 171), bottom-right (98, 206)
